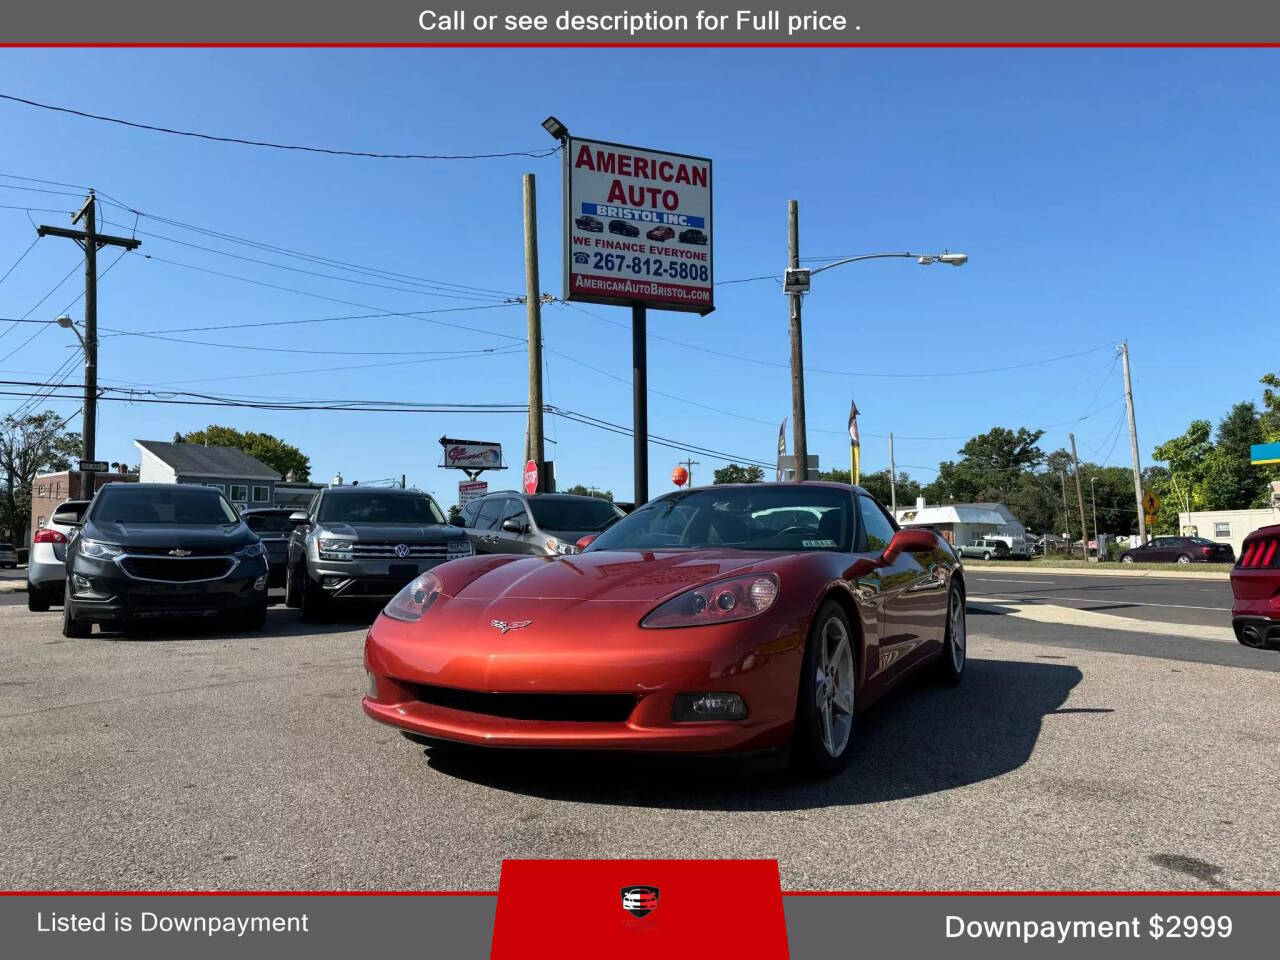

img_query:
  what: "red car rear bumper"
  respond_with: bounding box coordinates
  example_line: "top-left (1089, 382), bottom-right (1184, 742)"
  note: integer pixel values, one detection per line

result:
top-left (361, 607), bottom-right (808, 753)
top-left (1230, 568), bottom-right (1280, 650)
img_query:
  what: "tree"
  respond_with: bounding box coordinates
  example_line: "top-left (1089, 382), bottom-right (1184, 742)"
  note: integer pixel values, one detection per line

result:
top-left (562, 484), bottom-right (614, 501)
top-left (0, 411), bottom-right (82, 542)
top-left (819, 467), bottom-right (920, 507)
top-left (923, 427), bottom-right (1045, 505)
top-left (447, 503), bottom-right (462, 522)
top-left (1202, 402), bottom-right (1267, 509)
top-left (175, 425), bottom-right (310, 481)
top-left (713, 463), bottom-right (764, 484)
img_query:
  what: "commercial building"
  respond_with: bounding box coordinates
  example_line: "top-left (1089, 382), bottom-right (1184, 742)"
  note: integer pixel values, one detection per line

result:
top-left (894, 499), bottom-right (1027, 546)
top-left (29, 466), bottom-right (137, 542)
top-left (1178, 506), bottom-right (1280, 556)
top-left (134, 439), bottom-right (280, 512)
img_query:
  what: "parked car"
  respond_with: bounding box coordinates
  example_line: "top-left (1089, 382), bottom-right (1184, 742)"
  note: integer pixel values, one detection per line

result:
top-left (60, 483), bottom-right (269, 638)
top-left (0, 542), bottom-right (16, 568)
top-left (984, 534), bottom-right (1031, 559)
top-left (608, 219), bottom-right (640, 237)
top-left (1118, 536), bottom-right (1235, 564)
top-left (679, 228), bottom-right (708, 244)
top-left (1232, 524), bottom-right (1280, 651)
top-left (364, 482), bottom-right (965, 775)
top-left (957, 538), bottom-right (1011, 560)
top-left (646, 225), bottom-right (675, 241)
top-left (241, 507), bottom-right (298, 588)
top-left (575, 215), bottom-right (603, 232)
top-left (285, 486), bottom-right (472, 621)
top-left (454, 492), bottom-right (625, 556)
top-left (25, 499), bottom-right (91, 611)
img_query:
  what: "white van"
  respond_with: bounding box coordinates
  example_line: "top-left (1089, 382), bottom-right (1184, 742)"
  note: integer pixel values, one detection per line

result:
top-left (984, 534), bottom-right (1031, 558)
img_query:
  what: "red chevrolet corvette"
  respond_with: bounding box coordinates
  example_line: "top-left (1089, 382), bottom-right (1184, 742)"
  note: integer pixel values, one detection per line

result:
top-left (363, 482), bottom-right (966, 774)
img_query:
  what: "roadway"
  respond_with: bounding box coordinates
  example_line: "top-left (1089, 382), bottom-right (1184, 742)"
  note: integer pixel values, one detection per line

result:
top-left (1, 571), bottom-right (1277, 894)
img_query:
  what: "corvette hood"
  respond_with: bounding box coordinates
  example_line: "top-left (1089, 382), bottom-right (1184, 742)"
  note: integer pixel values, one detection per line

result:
top-left (450, 549), bottom-right (781, 603)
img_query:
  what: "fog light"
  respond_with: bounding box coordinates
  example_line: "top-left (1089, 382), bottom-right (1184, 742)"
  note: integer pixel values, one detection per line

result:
top-left (72, 574), bottom-right (92, 593)
top-left (322, 576), bottom-right (343, 588)
top-left (253, 575), bottom-right (268, 591)
top-left (366, 672), bottom-right (379, 699)
top-left (672, 692), bottom-right (748, 722)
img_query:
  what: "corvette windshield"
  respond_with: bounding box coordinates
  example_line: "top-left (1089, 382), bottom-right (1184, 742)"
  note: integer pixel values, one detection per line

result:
top-left (586, 486), bottom-right (853, 552)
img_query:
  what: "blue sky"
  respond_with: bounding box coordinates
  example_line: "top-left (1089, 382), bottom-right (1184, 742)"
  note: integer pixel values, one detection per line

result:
top-left (1, 49), bottom-right (1277, 504)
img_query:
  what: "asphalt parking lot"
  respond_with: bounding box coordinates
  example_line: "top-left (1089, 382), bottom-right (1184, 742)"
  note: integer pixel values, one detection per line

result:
top-left (1, 570), bottom-right (1277, 893)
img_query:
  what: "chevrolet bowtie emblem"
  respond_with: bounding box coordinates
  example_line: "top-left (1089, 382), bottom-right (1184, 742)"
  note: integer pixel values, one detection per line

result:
top-left (168, 548), bottom-right (193, 557)
top-left (490, 619), bottom-right (532, 634)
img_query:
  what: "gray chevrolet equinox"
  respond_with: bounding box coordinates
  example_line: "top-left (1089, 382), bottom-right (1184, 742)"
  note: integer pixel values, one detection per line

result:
top-left (285, 486), bottom-right (471, 620)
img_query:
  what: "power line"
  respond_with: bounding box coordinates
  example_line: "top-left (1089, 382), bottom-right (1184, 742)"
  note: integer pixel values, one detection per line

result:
top-left (0, 257), bottom-right (84, 349)
top-left (137, 252), bottom-right (527, 343)
top-left (0, 93), bottom-right (561, 161)
top-left (0, 237), bottom-right (40, 286)
top-left (97, 217), bottom-right (512, 303)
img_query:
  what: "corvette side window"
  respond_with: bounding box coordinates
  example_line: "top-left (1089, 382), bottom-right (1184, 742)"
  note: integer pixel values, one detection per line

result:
top-left (858, 496), bottom-right (897, 554)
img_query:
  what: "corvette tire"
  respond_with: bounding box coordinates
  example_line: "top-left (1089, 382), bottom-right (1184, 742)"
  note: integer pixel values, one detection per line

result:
top-left (934, 580), bottom-right (966, 685)
top-left (791, 600), bottom-right (857, 778)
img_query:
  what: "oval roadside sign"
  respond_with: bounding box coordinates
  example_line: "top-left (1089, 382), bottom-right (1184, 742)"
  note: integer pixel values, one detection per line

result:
top-left (523, 460), bottom-right (539, 495)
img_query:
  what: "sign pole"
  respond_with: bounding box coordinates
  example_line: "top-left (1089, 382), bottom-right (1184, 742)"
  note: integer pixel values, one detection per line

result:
top-left (523, 173), bottom-right (546, 490)
top-left (632, 303), bottom-right (648, 505)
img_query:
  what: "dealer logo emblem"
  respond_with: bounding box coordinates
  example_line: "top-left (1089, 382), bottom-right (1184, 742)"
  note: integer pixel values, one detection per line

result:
top-left (620, 885), bottom-right (659, 919)
top-left (394, 544), bottom-right (410, 558)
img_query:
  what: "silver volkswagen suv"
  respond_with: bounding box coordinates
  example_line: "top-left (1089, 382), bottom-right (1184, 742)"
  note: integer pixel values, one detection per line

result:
top-left (284, 486), bottom-right (471, 620)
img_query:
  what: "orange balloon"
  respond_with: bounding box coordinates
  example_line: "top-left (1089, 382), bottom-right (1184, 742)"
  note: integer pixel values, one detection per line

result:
top-left (671, 466), bottom-right (689, 487)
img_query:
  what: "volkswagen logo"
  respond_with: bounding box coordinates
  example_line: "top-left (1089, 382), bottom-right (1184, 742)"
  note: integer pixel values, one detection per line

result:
top-left (394, 544), bottom-right (410, 559)
top-left (620, 885), bottom-right (659, 919)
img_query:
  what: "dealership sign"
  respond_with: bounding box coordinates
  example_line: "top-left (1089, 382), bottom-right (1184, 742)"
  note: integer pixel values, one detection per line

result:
top-left (564, 136), bottom-right (713, 314)
top-left (458, 480), bottom-right (488, 505)
top-left (438, 436), bottom-right (504, 470)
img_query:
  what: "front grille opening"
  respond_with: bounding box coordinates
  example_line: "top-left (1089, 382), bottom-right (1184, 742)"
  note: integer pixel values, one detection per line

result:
top-left (407, 683), bottom-right (636, 723)
top-left (120, 557), bottom-right (234, 582)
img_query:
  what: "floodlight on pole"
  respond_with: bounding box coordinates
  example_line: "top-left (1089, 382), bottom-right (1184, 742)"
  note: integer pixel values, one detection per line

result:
top-left (541, 116), bottom-right (569, 142)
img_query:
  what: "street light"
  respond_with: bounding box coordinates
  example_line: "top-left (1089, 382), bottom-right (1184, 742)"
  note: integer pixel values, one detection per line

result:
top-left (783, 247), bottom-right (969, 482)
top-left (541, 116), bottom-right (569, 142)
top-left (55, 314), bottom-right (84, 348)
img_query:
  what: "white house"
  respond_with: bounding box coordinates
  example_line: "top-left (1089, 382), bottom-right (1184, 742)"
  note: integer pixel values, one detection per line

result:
top-left (893, 499), bottom-right (1026, 546)
top-left (1178, 506), bottom-right (1280, 556)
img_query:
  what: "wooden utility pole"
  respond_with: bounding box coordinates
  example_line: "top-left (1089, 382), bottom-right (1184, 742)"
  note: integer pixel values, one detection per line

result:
top-left (1069, 433), bottom-right (1090, 560)
top-left (522, 174), bottom-right (545, 491)
top-left (787, 200), bottom-right (807, 482)
top-left (37, 191), bottom-right (140, 493)
top-left (678, 458), bottom-right (699, 487)
top-left (1060, 469), bottom-right (1071, 555)
top-left (1120, 341), bottom-right (1147, 545)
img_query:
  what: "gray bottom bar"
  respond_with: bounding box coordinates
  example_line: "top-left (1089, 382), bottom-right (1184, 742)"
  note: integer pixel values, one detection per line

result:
top-left (1, 894), bottom-right (1274, 958)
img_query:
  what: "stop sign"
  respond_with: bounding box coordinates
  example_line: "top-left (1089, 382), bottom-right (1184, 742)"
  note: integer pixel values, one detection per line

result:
top-left (523, 460), bottom-right (539, 494)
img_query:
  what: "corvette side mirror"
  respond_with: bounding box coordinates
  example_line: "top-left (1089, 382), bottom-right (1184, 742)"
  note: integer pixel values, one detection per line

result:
top-left (879, 528), bottom-right (936, 565)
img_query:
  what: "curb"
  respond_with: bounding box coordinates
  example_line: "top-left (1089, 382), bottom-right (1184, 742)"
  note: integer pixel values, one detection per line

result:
top-left (0, 581), bottom-right (27, 594)
top-left (961, 562), bottom-right (1230, 581)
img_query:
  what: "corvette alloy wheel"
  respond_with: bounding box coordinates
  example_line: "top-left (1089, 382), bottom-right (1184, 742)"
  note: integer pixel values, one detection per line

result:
top-left (815, 614), bottom-right (855, 758)
top-left (949, 584), bottom-right (967, 674)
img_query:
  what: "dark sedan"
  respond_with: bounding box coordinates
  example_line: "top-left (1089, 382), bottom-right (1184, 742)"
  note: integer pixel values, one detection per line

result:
top-left (679, 228), bottom-right (708, 244)
top-left (61, 483), bottom-right (269, 637)
top-left (1119, 535), bottom-right (1235, 565)
top-left (575, 215), bottom-right (604, 232)
top-left (646, 225), bottom-right (675, 241)
top-left (608, 220), bottom-right (640, 237)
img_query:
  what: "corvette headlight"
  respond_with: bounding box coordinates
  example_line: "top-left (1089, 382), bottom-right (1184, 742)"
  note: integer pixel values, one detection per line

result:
top-left (383, 571), bottom-right (443, 622)
top-left (641, 573), bottom-right (779, 629)
top-left (79, 538), bottom-right (123, 561)
top-left (318, 538), bottom-right (354, 561)
top-left (447, 539), bottom-right (473, 559)
top-left (235, 542), bottom-right (265, 559)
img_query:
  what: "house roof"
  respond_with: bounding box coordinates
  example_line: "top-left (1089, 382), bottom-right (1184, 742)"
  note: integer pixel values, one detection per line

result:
top-left (134, 439), bottom-right (280, 481)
